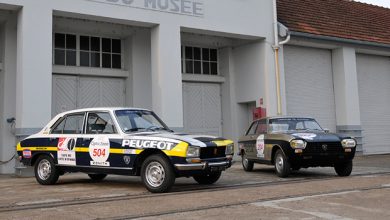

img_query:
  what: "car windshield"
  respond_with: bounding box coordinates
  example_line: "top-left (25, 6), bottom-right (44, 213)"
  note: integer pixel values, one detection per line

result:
top-left (269, 118), bottom-right (323, 133)
top-left (115, 110), bottom-right (170, 133)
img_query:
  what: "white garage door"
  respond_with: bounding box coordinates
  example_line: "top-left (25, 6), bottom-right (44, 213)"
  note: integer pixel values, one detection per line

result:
top-left (52, 75), bottom-right (125, 116)
top-left (183, 82), bottom-right (222, 136)
top-left (357, 54), bottom-right (390, 154)
top-left (284, 45), bottom-right (337, 132)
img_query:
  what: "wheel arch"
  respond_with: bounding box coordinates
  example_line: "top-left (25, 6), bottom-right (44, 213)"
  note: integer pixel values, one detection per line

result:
top-left (271, 144), bottom-right (285, 165)
top-left (31, 152), bottom-right (55, 166)
top-left (134, 149), bottom-right (171, 176)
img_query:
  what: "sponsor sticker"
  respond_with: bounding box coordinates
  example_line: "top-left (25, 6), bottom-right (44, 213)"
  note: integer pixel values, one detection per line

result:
top-left (292, 133), bottom-right (317, 140)
top-left (122, 137), bottom-right (177, 150)
top-left (23, 149), bottom-right (32, 159)
top-left (89, 136), bottom-right (110, 167)
top-left (256, 135), bottom-right (265, 158)
top-left (123, 149), bottom-right (136, 154)
top-left (123, 156), bottom-right (131, 165)
top-left (57, 138), bottom-right (77, 166)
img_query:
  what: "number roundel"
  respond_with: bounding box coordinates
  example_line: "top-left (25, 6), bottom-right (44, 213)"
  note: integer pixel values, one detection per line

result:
top-left (89, 137), bottom-right (110, 163)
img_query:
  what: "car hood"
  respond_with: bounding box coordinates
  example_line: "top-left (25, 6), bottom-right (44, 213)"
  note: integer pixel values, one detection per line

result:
top-left (124, 132), bottom-right (232, 147)
top-left (286, 131), bottom-right (349, 142)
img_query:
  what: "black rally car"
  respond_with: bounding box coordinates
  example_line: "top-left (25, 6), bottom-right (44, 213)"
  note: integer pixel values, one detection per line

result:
top-left (238, 117), bottom-right (356, 177)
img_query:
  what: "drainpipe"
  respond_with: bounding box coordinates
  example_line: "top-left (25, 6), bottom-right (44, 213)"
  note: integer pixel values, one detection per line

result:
top-left (273, 0), bottom-right (290, 116)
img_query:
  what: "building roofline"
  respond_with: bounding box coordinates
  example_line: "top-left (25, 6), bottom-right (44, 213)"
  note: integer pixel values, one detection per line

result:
top-left (289, 31), bottom-right (390, 49)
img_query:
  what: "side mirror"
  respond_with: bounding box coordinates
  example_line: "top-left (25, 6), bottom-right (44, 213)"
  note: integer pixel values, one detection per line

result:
top-left (323, 128), bottom-right (330, 133)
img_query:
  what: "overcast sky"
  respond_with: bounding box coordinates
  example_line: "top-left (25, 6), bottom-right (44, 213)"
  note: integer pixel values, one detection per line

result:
top-left (355, 0), bottom-right (390, 8)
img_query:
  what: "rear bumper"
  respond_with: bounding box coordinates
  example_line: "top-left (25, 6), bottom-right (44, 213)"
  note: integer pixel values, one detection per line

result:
top-left (174, 160), bottom-right (232, 171)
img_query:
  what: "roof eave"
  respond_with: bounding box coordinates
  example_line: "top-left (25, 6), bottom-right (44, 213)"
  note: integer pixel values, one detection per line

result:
top-left (290, 31), bottom-right (390, 49)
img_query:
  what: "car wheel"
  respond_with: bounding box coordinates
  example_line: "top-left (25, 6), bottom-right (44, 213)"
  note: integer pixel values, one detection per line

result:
top-left (34, 155), bottom-right (60, 185)
top-left (242, 153), bottom-right (254, 172)
top-left (274, 149), bottom-right (291, 178)
top-left (88, 174), bottom-right (107, 181)
top-left (193, 171), bottom-right (222, 185)
top-left (334, 160), bottom-right (353, 177)
top-left (141, 155), bottom-right (175, 193)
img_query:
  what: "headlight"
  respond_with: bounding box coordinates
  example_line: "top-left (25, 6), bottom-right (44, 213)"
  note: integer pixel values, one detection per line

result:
top-left (341, 139), bottom-right (356, 148)
top-left (186, 146), bottom-right (200, 158)
top-left (225, 144), bottom-right (234, 155)
top-left (290, 139), bottom-right (307, 149)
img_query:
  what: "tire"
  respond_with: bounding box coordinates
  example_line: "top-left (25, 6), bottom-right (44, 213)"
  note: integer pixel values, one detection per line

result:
top-left (274, 149), bottom-right (291, 177)
top-left (335, 160), bottom-right (353, 177)
top-left (88, 174), bottom-right (107, 181)
top-left (34, 155), bottom-right (60, 185)
top-left (241, 153), bottom-right (254, 172)
top-left (193, 171), bottom-right (222, 185)
top-left (141, 155), bottom-right (175, 193)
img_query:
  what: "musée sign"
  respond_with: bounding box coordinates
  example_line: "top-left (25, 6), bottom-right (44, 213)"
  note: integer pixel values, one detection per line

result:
top-left (89, 0), bottom-right (204, 17)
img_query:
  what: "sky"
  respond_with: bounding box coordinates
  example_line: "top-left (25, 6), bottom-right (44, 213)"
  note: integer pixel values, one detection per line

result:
top-left (355, 0), bottom-right (390, 8)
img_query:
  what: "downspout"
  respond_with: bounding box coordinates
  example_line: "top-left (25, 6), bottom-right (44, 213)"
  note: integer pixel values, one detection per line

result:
top-left (273, 0), bottom-right (290, 116)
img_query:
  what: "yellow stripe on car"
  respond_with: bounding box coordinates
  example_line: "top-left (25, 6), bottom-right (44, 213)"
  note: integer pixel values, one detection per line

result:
top-left (17, 146), bottom-right (57, 152)
top-left (163, 142), bottom-right (189, 157)
top-left (17, 142), bottom-right (189, 157)
top-left (212, 140), bottom-right (234, 147)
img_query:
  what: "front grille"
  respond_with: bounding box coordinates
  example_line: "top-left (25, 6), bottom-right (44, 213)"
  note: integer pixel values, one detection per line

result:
top-left (304, 142), bottom-right (343, 154)
top-left (200, 147), bottom-right (226, 159)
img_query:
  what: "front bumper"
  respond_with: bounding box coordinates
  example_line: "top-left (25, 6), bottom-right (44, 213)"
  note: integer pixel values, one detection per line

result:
top-left (174, 160), bottom-right (232, 171)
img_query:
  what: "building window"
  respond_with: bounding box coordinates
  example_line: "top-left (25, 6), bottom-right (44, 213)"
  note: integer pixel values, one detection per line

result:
top-left (182, 46), bottom-right (218, 75)
top-left (80, 36), bottom-right (101, 68)
top-left (54, 33), bottom-right (76, 66)
top-left (54, 33), bottom-right (122, 69)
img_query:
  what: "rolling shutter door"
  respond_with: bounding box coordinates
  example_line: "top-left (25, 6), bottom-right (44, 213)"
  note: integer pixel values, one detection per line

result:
top-left (183, 82), bottom-right (222, 136)
top-left (284, 45), bottom-right (337, 132)
top-left (357, 54), bottom-right (390, 154)
top-left (52, 75), bottom-right (125, 116)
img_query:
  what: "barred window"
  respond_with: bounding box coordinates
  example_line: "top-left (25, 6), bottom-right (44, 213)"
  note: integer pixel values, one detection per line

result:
top-left (182, 46), bottom-right (218, 75)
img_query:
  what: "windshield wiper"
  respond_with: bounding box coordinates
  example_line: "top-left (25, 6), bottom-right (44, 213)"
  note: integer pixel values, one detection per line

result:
top-left (124, 128), bottom-right (146, 132)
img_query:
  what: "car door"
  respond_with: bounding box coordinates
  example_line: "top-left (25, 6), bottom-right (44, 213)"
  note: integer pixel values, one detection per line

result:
top-left (81, 111), bottom-right (124, 168)
top-left (50, 113), bottom-right (86, 167)
top-left (254, 119), bottom-right (267, 161)
top-left (240, 121), bottom-right (259, 160)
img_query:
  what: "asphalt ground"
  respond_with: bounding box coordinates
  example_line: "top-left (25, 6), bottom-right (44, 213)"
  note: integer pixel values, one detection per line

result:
top-left (0, 154), bottom-right (390, 219)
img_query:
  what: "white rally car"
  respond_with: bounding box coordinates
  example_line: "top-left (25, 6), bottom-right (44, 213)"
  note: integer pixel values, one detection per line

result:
top-left (16, 108), bottom-right (234, 193)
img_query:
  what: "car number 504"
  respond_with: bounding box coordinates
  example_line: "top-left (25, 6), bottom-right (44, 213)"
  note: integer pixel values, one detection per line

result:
top-left (93, 149), bottom-right (106, 157)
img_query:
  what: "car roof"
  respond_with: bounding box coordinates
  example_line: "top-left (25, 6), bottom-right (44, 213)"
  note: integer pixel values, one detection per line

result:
top-left (57, 107), bottom-right (151, 116)
top-left (255, 116), bottom-right (316, 121)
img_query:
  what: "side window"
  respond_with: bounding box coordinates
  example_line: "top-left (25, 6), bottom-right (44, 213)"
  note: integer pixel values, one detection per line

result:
top-left (51, 114), bottom-right (84, 134)
top-left (87, 112), bottom-right (116, 134)
top-left (51, 118), bottom-right (66, 134)
top-left (256, 119), bottom-right (267, 134)
top-left (246, 121), bottom-right (258, 136)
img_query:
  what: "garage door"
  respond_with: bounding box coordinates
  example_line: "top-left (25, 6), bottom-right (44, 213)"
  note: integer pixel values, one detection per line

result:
top-left (284, 45), bottom-right (337, 132)
top-left (182, 82), bottom-right (222, 136)
top-left (52, 75), bottom-right (125, 116)
top-left (357, 54), bottom-right (390, 154)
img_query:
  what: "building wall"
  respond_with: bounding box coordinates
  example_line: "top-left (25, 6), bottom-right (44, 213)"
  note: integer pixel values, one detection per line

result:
top-left (0, 0), bottom-right (276, 174)
top-left (280, 36), bottom-right (390, 154)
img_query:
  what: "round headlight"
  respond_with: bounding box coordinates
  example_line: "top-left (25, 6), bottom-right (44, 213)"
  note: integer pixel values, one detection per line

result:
top-left (341, 139), bottom-right (356, 148)
top-left (225, 144), bottom-right (234, 155)
top-left (290, 139), bottom-right (307, 149)
top-left (187, 146), bottom-right (200, 158)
